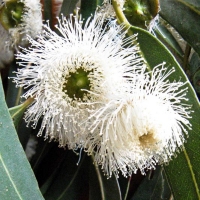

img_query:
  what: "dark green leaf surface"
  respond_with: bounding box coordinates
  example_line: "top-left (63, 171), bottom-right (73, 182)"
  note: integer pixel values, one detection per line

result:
top-left (0, 76), bottom-right (44, 200)
top-left (9, 103), bottom-right (26, 130)
top-left (59, 0), bottom-right (79, 17)
top-left (154, 23), bottom-right (184, 57)
top-left (159, 0), bottom-right (200, 56)
top-left (179, 0), bottom-right (200, 8)
top-left (8, 103), bottom-right (30, 149)
top-left (131, 167), bottom-right (171, 200)
top-left (8, 98), bottom-right (33, 130)
top-left (43, 150), bottom-right (89, 200)
top-left (89, 158), bottom-right (122, 200)
top-left (81, 0), bottom-right (103, 20)
top-left (190, 52), bottom-right (200, 76)
top-left (190, 52), bottom-right (200, 94)
top-left (42, 148), bottom-right (122, 200)
top-left (130, 26), bottom-right (200, 200)
top-left (5, 63), bottom-right (22, 108)
top-left (43, 0), bottom-right (52, 26)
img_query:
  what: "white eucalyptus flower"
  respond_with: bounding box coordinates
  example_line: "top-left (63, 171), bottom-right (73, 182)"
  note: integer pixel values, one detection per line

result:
top-left (13, 13), bottom-right (144, 148)
top-left (85, 63), bottom-right (192, 177)
top-left (0, 0), bottom-right (42, 46)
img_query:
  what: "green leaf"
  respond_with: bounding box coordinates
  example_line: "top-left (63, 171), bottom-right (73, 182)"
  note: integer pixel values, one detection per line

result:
top-left (190, 52), bottom-right (200, 76)
top-left (89, 156), bottom-right (122, 200)
top-left (6, 62), bottom-right (23, 108)
top-left (8, 102), bottom-right (30, 149)
top-left (81, 0), bottom-right (103, 19)
top-left (43, 0), bottom-right (52, 25)
top-left (131, 167), bottom-right (171, 200)
top-left (5, 63), bottom-right (31, 149)
top-left (42, 150), bottom-right (89, 200)
top-left (59, 0), bottom-right (79, 17)
top-left (178, 0), bottom-right (200, 8)
top-left (0, 76), bottom-right (44, 200)
top-left (42, 149), bottom-right (122, 200)
top-left (154, 23), bottom-right (184, 58)
top-left (193, 70), bottom-right (200, 94)
top-left (190, 52), bottom-right (200, 94)
top-left (8, 98), bottom-right (34, 149)
top-left (8, 98), bottom-right (33, 130)
top-left (159, 0), bottom-right (200, 56)
top-left (130, 26), bottom-right (200, 200)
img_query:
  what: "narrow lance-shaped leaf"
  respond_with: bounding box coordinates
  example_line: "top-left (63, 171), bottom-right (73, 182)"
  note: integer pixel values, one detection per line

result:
top-left (159, 0), bottom-right (200, 56)
top-left (154, 23), bottom-right (184, 58)
top-left (0, 76), bottom-right (44, 200)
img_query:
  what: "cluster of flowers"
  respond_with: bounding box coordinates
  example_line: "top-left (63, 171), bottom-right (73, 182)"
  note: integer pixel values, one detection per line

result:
top-left (1, 0), bottom-right (192, 177)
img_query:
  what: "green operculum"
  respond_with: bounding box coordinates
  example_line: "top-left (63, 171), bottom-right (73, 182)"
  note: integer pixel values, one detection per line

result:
top-left (123, 0), bottom-right (159, 28)
top-left (62, 68), bottom-right (92, 101)
top-left (0, 0), bottom-right (24, 30)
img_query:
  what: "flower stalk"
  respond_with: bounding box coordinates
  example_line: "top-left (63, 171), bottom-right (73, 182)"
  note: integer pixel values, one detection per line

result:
top-left (112, 0), bottom-right (131, 29)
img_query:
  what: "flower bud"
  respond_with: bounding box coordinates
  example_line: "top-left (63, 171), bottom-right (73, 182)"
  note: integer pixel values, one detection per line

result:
top-left (123, 0), bottom-right (159, 28)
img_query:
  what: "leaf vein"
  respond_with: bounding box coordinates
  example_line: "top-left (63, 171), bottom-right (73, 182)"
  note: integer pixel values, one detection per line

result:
top-left (183, 149), bottom-right (200, 199)
top-left (177, 0), bottom-right (200, 15)
top-left (0, 154), bottom-right (23, 200)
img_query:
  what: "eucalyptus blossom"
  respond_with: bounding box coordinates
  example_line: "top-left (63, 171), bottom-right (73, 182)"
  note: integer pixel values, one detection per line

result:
top-left (13, 13), bottom-right (144, 148)
top-left (86, 64), bottom-right (192, 177)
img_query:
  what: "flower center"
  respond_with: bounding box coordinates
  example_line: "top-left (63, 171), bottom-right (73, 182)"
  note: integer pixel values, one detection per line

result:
top-left (62, 68), bottom-right (91, 100)
top-left (0, 1), bottom-right (24, 30)
top-left (139, 132), bottom-right (157, 149)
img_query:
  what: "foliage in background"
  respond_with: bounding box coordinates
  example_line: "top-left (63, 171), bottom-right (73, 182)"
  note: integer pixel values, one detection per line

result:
top-left (0, 0), bottom-right (200, 200)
